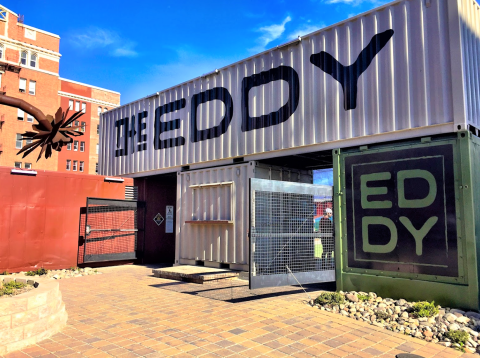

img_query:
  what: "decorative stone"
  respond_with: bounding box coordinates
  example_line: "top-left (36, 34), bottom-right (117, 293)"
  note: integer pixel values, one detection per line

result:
top-left (448, 323), bottom-right (460, 331)
top-left (346, 293), bottom-right (358, 303)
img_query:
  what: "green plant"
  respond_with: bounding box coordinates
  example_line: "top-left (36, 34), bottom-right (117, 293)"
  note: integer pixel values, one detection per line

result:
top-left (315, 292), bottom-right (344, 306)
top-left (375, 311), bottom-right (390, 321)
top-left (69, 267), bottom-right (78, 271)
top-left (25, 268), bottom-right (48, 276)
top-left (0, 270), bottom-right (8, 275)
top-left (0, 281), bottom-right (27, 296)
top-left (358, 294), bottom-right (370, 302)
top-left (445, 330), bottom-right (469, 352)
top-left (411, 301), bottom-right (439, 318)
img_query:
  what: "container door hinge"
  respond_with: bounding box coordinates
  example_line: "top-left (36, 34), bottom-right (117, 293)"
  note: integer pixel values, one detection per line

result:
top-left (425, 0), bottom-right (431, 8)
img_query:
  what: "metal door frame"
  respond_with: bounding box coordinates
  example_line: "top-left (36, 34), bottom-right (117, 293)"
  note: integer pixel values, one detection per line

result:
top-left (80, 197), bottom-right (145, 263)
top-left (249, 178), bottom-right (335, 289)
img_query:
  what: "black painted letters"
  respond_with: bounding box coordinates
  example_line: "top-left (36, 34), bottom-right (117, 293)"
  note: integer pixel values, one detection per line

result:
top-left (190, 87), bottom-right (233, 143)
top-left (241, 65), bottom-right (299, 132)
top-left (310, 29), bottom-right (394, 110)
top-left (154, 99), bottom-right (186, 149)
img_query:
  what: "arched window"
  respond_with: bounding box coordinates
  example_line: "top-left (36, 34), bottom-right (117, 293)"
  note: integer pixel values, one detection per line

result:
top-left (20, 51), bottom-right (27, 65)
top-left (30, 53), bottom-right (37, 68)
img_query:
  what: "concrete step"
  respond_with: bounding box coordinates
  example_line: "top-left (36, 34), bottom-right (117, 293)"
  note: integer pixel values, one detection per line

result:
top-left (152, 265), bottom-right (242, 284)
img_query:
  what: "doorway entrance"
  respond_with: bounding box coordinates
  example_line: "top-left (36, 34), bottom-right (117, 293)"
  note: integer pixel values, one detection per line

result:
top-left (249, 178), bottom-right (335, 289)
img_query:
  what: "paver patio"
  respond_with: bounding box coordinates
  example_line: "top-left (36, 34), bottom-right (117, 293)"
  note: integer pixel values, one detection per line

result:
top-left (2, 265), bottom-right (476, 358)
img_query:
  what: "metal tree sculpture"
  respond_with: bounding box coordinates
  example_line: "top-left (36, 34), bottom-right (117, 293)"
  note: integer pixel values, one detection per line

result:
top-left (0, 94), bottom-right (85, 161)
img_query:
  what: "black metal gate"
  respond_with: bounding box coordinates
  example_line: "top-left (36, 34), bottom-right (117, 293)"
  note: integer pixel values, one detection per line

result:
top-left (249, 178), bottom-right (335, 289)
top-left (78, 198), bottom-right (145, 264)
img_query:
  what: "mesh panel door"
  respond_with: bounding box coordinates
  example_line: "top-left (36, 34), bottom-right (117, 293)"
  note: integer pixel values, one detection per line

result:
top-left (250, 179), bottom-right (334, 289)
top-left (80, 198), bottom-right (142, 263)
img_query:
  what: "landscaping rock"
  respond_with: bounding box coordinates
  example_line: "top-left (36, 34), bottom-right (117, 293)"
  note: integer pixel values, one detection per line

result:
top-left (311, 290), bottom-right (480, 356)
top-left (346, 293), bottom-right (358, 302)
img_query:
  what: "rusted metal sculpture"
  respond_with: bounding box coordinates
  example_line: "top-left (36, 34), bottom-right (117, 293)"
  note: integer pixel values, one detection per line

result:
top-left (0, 94), bottom-right (84, 161)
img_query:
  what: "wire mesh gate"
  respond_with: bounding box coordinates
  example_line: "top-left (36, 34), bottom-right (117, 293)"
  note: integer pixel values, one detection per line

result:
top-left (249, 178), bottom-right (335, 289)
top-left (78, 198), bottom-right (145, 264)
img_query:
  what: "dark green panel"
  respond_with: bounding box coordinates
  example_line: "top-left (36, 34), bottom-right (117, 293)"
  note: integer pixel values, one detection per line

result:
top-left (334, 132), bottom-right (480, 310)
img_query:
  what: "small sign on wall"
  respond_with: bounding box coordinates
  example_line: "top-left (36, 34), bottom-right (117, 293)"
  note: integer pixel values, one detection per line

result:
top-left (166, 206), bottom-right (174, 233)
top-left (153, 213), bottom-right (164, 226)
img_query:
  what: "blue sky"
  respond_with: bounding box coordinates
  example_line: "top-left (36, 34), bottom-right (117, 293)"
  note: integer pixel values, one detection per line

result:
top-left (4, 0), bottom-right (388, 105)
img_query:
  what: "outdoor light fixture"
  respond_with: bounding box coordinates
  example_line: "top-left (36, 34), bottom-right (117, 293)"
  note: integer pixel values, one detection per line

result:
top-left (104, 177), bottom-right (124, 183)
top-left (11, 169), bottom-right (37, 176)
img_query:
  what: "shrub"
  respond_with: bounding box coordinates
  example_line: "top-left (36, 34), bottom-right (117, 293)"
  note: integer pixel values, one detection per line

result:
top-left (0, 281), bottom-right (27, 296)
top-left (445, 330), bottom-right (469, 352)
top-left (412, 301), bottom-right (439, 318)
top-left (315, 292), bottom-right (345, 305)
top-left (375, 310), bottom-right (390, 321)
top-left (358, 294), bottom-right (370, 302)
top-left (25, 268), bottom-right (48, 276)
top-left (0, 271), bottom-right (8, 275)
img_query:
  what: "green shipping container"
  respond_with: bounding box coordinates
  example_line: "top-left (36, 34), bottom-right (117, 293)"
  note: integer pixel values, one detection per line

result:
top-left (334, 131), bottom-right (480, 310)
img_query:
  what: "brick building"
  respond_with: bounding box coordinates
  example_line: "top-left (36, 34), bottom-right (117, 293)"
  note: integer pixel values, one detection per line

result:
top-left (0, 4), bottom-right (119, 174)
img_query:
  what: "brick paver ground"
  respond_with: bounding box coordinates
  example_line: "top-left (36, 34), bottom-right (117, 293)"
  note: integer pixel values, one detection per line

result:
top-left (3, 265), bottom-right (475, 358)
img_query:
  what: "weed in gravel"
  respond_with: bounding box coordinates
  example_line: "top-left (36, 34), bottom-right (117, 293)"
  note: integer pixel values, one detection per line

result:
top-left (358, 294), bottom-right (370, 302)
top-left (412, 301), bottom-right (439, 318)
top-left (315, 292), bottom-right (345, 305)
top-left (25, 268), bottom-right (48, 276)
top-left (0, 281), bottom-right (27, 296)
top-left (445, 330), bottom-right (469, 352)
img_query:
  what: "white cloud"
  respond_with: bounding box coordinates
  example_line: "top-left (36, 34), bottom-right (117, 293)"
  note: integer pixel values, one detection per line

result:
top-left (70, 27), bottom-right (138, 57)
top-left (249, 16), bottom-right (292, 53)
top-left (287, 23), bottom-right (325, 40)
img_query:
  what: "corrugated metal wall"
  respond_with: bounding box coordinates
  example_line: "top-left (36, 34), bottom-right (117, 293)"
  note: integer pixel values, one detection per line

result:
top-left (100, 0), bottom-right (464, 177)
top-left (176, 163), bottom-right (252, 268)
top-left (459, 0), bottom-right (480, 129)
top-left (176, 162), bottom-right (313, 268)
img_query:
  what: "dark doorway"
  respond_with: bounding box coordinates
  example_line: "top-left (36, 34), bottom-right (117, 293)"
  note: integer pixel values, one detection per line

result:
top-left (135, 173), bottom-right (177, 264)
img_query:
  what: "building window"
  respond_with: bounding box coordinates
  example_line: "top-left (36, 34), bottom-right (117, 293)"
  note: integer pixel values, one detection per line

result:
top-left (25, 163), bottom-right (32, 169)
top-left (19, 78), bottom-right (27, 93)
top-left (17, 109), bottom-right (24, 120)
top-left (20, 51), bottom-right (27, 65)
top-left (15, 134), bottom-right (23, 149)
top-left (74, 120), bottom-right (79, 127)
top-left (73, 160), bottom-right (77, 171)
top-left (81, 122), bottom-right (86, 132)
top-left (67, 142), bottom-right (71, 150)
top-left (97, 125), bottom-right (99, 135)
top-left (15, 162), bottom-right (22, 168)
top-left (27, 114), bottom-right (34, 123)
top-left (74, 140), bottom-right (78, 151)
top-left (29, 80), bottom-right (36, 95)
top-left (75, 101), bottom-right (80, 111)
top-left (25, 138), bottom-right (32, 145)
top-left (0, 44), bottom-right (3, 59)
top-left (97, 106), bottom-right (102, 116)
top-left (80, 141), bottom-right (85, 152)
top-left (30, 53), bottom-right (37, 68)
top-left (95, 163), bottom-right (98, 174)
top-left (103, 107), bottom-right (107, 113)
top-left (66, 160), bottom-right (71, 171)
top-left (96, 143), bottom-right (99, 154)
top-left (69, 100), bottom-right (73, 110)
top-left (79, 161), bottom-right (84, 172)
top-left (82, 102), bottom-right (86, 113)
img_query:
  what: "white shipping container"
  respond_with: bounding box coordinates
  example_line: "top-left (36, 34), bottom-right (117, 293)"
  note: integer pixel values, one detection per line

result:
top-left (176, 162), bottom-right (312, 269)
top-left (100, 0), bottom-right (480, 177)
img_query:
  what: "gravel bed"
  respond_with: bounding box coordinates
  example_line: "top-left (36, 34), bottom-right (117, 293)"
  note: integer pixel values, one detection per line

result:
top-left (6, 267), bottom-right (102, 280)
top-left (310, 291), bottom-right (480, 354)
